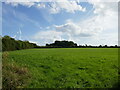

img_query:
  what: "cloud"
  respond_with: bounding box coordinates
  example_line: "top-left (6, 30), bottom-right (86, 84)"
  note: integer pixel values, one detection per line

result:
top-left (33, 30), bottom-right (62, 45)
top-left (12, 27), bottom-right (22, 40)
top-left (4, 0), bottom-right (118, 14)
top-left (29, 40), bottom-right (39, 45)
top-left (13, 10), bottom-right (42, 28)
top-left (55, 21), bottom-right (94, 37)
top-left (12, 35), bottom-right (16, 38)
top-left (36, 3), bottom-right (46, 8)
top-left (4, 0), bottom-right (35, 7)
top-left (32, 3), bottom-right (118, 45)
top-left (87, 1), bottom-right (118, 33)
top-left (48, 0), bottom-right (86, 14)
top-left (32, 0), bottom-right (118, 45)
top-left (3, 0), bottom-right (86, 14)
top-left (32, 19), bottom-right (102, 45)
top-left (86, 1), bottom-right (118, 45)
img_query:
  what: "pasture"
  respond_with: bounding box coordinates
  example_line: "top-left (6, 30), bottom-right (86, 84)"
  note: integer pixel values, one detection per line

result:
top-left (3, 48), bottom-right (119, 88)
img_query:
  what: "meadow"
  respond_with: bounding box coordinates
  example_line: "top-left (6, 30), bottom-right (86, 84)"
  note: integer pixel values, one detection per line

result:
top-left (2, 48), bottom-right (119, 88)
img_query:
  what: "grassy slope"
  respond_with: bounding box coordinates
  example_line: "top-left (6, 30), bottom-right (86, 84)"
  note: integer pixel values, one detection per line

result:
top-left (7, 48), bottom-right (118, 88)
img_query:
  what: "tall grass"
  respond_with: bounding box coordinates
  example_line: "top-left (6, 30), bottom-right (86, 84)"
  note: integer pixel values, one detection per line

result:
top-left (2, 52), bottom-right (31, 89)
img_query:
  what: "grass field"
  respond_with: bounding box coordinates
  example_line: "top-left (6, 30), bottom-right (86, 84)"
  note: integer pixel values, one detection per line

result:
top-left (3, 48), bottom-right (119, 88)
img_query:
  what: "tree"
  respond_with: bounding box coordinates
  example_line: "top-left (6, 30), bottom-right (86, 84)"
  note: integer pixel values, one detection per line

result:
top-left (46, 40), bottom-right (78, 48)
top-left (99, 45), bottom-right (102, 48)
top-left (2, 35), bottom-right (38, 51)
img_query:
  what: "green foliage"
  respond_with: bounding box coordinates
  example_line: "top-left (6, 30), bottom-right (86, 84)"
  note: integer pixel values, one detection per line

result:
top-left (46, 40), bottom-right (77, 48)
top-left (5, 48), bottom-right (119, 88)
top-left (0, 36), bottom-right (2, 52)
top-left (2, 35), bottom-right (37, 51)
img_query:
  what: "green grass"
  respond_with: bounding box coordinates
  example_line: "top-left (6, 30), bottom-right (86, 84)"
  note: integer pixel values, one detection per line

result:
top-left (3, 48), bottom-right (119, 88)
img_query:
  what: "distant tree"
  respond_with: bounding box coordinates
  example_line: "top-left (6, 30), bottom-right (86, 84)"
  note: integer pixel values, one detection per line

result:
top-left (115, 45), bottom-right (117, 48)
top-left (99, 45), bottom-right (102, 48)
top-left (104, 45), bottom-right (108, 48)
top-left (46, 44), bottom-right (49, 46)
top-left (46, 40), bottom-right (77, 48)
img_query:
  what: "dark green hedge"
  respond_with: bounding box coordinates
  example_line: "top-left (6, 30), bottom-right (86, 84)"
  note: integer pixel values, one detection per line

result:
top-left (2, 35), bottom-right (37, 51)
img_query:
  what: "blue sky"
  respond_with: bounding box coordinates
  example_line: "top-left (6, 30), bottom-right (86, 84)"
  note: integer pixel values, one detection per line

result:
top-left (2, 1), bottom-right (118, 46)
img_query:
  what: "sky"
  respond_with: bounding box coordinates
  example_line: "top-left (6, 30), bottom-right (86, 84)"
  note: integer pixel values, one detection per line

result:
top-left (2, 0), bottom-right (119, 46)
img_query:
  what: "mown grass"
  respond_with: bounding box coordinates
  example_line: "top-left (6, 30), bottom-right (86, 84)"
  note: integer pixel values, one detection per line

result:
top-left (3, 48), bottom-right (119, 88)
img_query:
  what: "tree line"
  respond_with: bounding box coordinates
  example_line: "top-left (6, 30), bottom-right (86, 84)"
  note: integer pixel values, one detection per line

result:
top-left (36, 40), bottom-right (119, 48)
top-left (1, 35), bottom-right (37, 51)
top-left (45, 41), bottom-right (119, 48)
top-left (1, 35), bottom-right (119, 52)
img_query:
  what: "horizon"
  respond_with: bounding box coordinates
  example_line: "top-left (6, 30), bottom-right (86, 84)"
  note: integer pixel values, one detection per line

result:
top-left (1, 35), bottom-right (119, 47)
top-left (2, 1), bottom-right (118, 46)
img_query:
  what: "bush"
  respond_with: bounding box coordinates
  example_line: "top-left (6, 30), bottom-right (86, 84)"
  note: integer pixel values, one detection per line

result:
top-left (2, 35), bottom-right (37, 51)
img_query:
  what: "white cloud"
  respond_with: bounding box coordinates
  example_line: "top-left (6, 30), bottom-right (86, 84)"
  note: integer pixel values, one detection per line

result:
top-left (55, 21), bottom-right (94, 37)
top-left (4, 0), bottom-right (118, 14)
top-left (32, 2), bottom-right (118, 46)
top-left (32, 19), bottom-right (102, 45)
top-left (12, 35), bottom-right (16, 38)
top-left (33, 30), bottom-right (62, 45)
top-left (12, 27), bottom-right (22, 40)
top-left (4, 0), bottom-right (35, 7)
top-left (86, 1), bottom-right (118, 45)
top-left (87, 1), bottom-right (118, 35)
top-left (29, 40), bottom-right (39, 45)
top-left (36, 3), bottom-right (46, 8)
top-left (4, 0), bottom-right (86, 14)
top-left (48, 0), bottom-right (86, 14)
